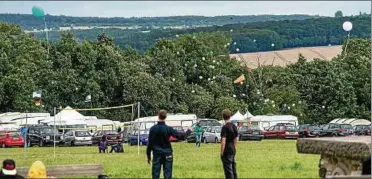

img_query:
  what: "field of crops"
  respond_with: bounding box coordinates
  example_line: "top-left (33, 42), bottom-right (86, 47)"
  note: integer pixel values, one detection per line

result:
top-left (0, 140), bottom-right (319, 178)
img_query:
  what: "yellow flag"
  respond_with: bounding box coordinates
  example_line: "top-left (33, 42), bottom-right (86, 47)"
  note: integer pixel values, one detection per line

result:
top-left (234, 74), bottom-right (245, 84)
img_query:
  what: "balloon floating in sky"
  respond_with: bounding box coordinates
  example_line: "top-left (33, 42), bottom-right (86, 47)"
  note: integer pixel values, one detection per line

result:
top-left (32, 6), bottom-right (45, 18)
top-left (342, 21), bottom-right (353, 32)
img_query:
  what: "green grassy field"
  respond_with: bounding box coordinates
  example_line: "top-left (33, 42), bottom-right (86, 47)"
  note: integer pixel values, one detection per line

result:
top-left (0, 140), bottom-right (319, 178)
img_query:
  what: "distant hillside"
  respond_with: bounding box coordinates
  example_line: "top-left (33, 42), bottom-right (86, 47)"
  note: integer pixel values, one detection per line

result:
top-left (24, 15), bottom-right (369, 54)
top-left (0, 14), bottom-right (318, 30)
top-left (230, 45), bottom-right (342, 68)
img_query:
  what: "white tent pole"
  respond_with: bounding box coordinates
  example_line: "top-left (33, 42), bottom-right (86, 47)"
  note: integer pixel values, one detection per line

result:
top-left (53, 107), bottom-right (56, 159)
top-left (137, 102), bottom-right (140, 156)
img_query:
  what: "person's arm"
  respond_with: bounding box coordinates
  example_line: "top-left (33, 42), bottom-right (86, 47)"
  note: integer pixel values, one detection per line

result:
top-left (220, 126), bottom-right (226, 157)
top-left (146, 129), bottom-right (153, 164)
top-left (169, 127), bottom-right (182, 139)
top-left (233, 125), bottom-right (238, 148)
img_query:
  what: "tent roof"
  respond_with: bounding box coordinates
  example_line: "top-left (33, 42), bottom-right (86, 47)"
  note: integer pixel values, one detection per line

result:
top-left (231, 111), bottom-right (245, 121)
top-left (243, 111), bottom-right (254, 118)
top-left (53, 106), bottom-right (85, 121)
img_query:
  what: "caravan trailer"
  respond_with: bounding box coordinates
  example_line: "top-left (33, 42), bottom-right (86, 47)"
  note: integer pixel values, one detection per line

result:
top-left (132, 114), bottom-right (197, 130)
top-left (249, 115), bottom-right (298, 131)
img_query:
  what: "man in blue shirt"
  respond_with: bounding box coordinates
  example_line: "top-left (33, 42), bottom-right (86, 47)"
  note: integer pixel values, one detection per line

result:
top-left (146, 110), bottom-right (181, 179)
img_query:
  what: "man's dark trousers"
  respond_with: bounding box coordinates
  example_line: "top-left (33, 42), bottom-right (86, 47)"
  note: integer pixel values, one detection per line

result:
top-left (152, 153), bottom-right (173, 179)
top-left (221, 154), bottom-right (237, 179)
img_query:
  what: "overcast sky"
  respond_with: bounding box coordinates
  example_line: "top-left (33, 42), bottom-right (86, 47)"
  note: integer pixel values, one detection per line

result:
top-left (0, 1), bottom-right (370, 17)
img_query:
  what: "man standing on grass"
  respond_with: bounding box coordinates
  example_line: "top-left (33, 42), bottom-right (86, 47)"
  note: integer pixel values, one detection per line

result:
top-left (147, 110), bottom-right (182, 179)
top-left (220, 109), bottom-right (238, 179)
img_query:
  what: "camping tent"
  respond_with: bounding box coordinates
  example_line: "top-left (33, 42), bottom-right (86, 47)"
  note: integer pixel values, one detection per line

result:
top-left (52, 106), bottom-right (85, 121)
top-left (231, 111), bottom-right (245, 121)
top-left (243, 111), bottom-right (254, 119)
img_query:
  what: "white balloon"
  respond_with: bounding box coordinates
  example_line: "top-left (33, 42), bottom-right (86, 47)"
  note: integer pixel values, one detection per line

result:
top-left (343, 21), bottom-right (353, 32)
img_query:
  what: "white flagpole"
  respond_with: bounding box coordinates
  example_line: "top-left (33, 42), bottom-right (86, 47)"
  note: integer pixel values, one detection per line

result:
top-left (53, 107), bottom-right (56, 159)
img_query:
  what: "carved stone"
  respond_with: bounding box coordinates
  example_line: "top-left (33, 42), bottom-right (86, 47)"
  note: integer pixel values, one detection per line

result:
top-left (297, 136), bottom-right (370, 178)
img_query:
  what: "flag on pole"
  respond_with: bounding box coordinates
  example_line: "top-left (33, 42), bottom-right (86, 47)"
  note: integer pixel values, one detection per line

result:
top-left (32, 90), bottom-right (42, 106)
top-left (85, 94), bottom-right (91, 103)
top-left (234, 74), bottom-right (245, 84)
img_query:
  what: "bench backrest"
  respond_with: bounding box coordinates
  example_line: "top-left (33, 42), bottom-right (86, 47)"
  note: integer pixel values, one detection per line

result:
top-left (17, 164), bottom-right (103, 177)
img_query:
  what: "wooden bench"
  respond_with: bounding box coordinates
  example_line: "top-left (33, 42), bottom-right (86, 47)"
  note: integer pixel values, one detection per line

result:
top-left (17, 164), bottom-right (103, 177)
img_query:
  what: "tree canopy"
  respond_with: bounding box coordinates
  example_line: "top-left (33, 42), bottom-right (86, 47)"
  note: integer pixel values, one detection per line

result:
top-left (0, 22), bottom-right (370, 123)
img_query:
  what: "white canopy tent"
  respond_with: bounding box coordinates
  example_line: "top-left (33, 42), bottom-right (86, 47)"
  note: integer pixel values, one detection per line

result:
top-left (329, 118), bottom-right (371, 126)
top-left (51, 106), bottom-right (85, 122)
top-left (243, 111), bottom-right (254, 119)
top-left (231, 111), bottom-right (245, 121)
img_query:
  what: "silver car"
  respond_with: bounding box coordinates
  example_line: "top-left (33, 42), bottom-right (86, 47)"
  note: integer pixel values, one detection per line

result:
top-left (203, 126), bottom-right (222, 143)
top-left (63, 130), bottom-right (92, 146)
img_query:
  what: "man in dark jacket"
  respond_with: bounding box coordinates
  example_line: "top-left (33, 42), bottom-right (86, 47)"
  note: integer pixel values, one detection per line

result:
top-left (146, 110), bottom-right (182, 179)
top-left (220, 109), bottom-right (238, 179)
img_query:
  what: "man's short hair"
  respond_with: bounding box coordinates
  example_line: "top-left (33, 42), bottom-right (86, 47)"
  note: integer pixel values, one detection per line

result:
top-left (222, 109), bottom-right (231, 120)
top-left (158, 110), bottom-right (167, 120)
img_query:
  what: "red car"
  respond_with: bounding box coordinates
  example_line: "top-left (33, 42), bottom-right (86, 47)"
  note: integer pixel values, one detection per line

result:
top-left (169, 126), bottom-right (186, 142)
top-left (0, 131), bottom-right (25, 148)
top-left (264, 124), bottom-right (298, 139)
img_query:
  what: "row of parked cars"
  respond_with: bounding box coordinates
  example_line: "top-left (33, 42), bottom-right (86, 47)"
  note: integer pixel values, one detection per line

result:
top-left (297, 123), bottom-right (371, 138)
top-left (0, 122), bottom-right (370, 148)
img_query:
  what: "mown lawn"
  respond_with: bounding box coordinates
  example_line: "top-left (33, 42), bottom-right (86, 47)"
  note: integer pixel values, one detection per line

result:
top-left (0, 140), bottom-right (319, 178)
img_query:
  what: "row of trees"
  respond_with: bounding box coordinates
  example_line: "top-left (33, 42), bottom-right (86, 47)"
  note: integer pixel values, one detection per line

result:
top-left (0, 14), bottom-right (315, 30)
top-left (0, 22), bottom-right (370, 124)
top-left (31, 15), bottom-right (371, 54)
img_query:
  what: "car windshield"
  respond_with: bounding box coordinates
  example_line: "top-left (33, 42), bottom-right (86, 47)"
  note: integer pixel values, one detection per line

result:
top-left (173, 126), bottom-right (183, 131)
top-left (249, 126), bottom-right (260, 130)
top-left (286, 126), bottom-right (296, 131)
top-left (341, 125), bottom-right (352, 129)
top-left (309, 125), bottom-right (320, 130)
top-left (40, 128), bottom-right (59, 134)
top-left (104, 130), bottom-right (118, 135)
top-left (199, 120), bottom-right (220, 126)
top-left (75, 131), bottom-right (90, 137)
top-left (9, 132), bottom-right (20, 137)
top-left (133, 130), bottom-right (149, 135)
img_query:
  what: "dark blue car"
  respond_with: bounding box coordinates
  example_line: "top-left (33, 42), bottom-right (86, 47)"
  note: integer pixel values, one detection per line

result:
top-left (129, 130), bottom-right (149, 146)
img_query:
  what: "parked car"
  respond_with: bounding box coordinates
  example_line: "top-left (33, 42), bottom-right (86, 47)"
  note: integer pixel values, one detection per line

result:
top-left (63, 130), bottom-right (92, 146)
top-left (354, 125), bottom-right (371, 136)
top-left (297, 124), bottom-right (321, 138)
top-left (129, 130), bottom-right (149, 146)
top-left (264, 124), bottom-right (298, 139)
top-left (0, 131), bottom-right (25, 148)
top-left (119, 127), bottom-right (132, 143)
top-left (319, 123), bottom-right (346, 137)
top-left (238, 126), bottom-right (264, 141)
top-left (92, 130), bottom-right (122, 145)
top-left (202, 126), bottom-right (222, 143)
top-left (185, 119), bottom-right (220, 143)
top-left (340, 124), bottom-right (354, 136)
top-left (27, 125), bottom-right (63, 147)
top-left (169, 126), bottom-right (186, 142)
